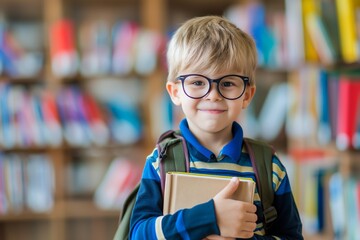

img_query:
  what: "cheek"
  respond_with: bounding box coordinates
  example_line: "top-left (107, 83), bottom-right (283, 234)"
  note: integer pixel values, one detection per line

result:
top-left (180, 98), bottom-right (198, 113)
top-left (229, 101), bottom-right (244, 115)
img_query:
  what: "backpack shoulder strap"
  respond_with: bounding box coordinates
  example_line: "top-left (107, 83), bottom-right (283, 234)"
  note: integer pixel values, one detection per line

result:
top-left (114, 183), bottom-right (139, 240)
top-left (114, 130), bottom-right (189, 240)
top-left (243, 138), bottom-right (278, 229)
top-left (156, 130), bottom-right (189, 195)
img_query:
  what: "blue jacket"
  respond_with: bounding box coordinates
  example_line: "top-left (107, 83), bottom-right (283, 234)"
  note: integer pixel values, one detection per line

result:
top-left (130, 119), bottom-right (303, 239)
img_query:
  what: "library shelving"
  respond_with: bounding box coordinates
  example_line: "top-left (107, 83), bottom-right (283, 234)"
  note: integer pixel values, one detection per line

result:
top-left (0, 0), bottom-right (359, 240)
top-left (0, 0), bottom-right (164, 239)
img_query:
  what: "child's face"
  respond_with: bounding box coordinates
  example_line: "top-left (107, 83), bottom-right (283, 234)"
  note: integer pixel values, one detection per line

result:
top-left (166, 70), bottom-right (255, 136)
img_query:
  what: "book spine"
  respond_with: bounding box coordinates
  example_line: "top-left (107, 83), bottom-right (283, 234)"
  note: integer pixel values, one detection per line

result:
top-left (335, 0), bottom-right (358, 62)
top-left (336, 78), bottom-right (360, 150)
top-left (305, 13), bottom-right (335, 64)
top-left (302, 0), bottom-right (320, 62)
top-left (163, 173), bottom-right (173, 215)
top-left (317, 70), bottom-right (331, 145)
top-left (285, 0), bottom-right (305, 68)
top-left (352, 96), bottom-right (360, 149)
top-left (0, 154), bottom-right (8, 214)
top-left (329, 173), bottom-right (346, 238)
top-left (50, 19), bottom-right (78, 77)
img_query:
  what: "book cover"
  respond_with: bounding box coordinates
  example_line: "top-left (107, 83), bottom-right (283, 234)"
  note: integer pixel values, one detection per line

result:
top-left (336, 77), bottom-right (360, 150)
top-left (302, 0), bottom-right (320, 62)
top-left (163, 172), bottom-right (255, 215)
top-left (49, 19), bottom-right (78, 77)
top-left (327, 73), bottom-right (339, 141)
top-left (335, 0), bottom-right (358, 63)
top-left (353, 97), bottom-right (360, 149)
top-left (26, 154), bottom-right (54, 212)
top-left (258, 82), bottom-right (288, 141)
top-left (285, 0), bottom-right (305, 68)
top-left (320, 0), bottom-right (341, 60)
top-left (94, 158), bottom-right (142, 210)
top-left (0, 155), bottom-right (8, 214)
top-left (41, 90), bottom-right (62, 147)
top-left (305, 12), bottom-right (335, 65)
top-left (317, 70), bottom-right (332, 145)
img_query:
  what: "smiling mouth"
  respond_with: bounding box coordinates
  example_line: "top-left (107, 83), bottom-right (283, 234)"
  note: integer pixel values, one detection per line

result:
top-left (199, 109), bottom-right (226, 114)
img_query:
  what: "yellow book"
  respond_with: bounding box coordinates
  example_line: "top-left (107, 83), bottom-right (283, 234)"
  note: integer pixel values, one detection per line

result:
top-left (302, 0), bottom-right (320, 62)
top-left (163, 172), bottom-right (256, 215)
top-left (335, 0), bottom-right (358, 62)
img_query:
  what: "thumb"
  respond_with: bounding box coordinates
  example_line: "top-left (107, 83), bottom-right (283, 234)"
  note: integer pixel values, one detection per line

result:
top-left (214, 177), bottom-right (239, 200)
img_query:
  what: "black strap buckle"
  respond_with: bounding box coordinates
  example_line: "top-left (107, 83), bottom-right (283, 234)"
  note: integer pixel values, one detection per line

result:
top-left (264, 206), bottom-right (278, 224)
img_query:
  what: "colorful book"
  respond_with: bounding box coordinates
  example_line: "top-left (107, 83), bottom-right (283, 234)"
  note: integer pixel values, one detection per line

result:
top-left (320, 0), bottom-right (341, 60)
top-left (258, 82), bottom-right (288, 141)
top-left (305, 12), bottom-right (335, 64)
top-left (317, 70), bottom-right (332, 145)
top-left (285, 0), bottom-right (305, 68)
top-left (41, 91), bottom-right (62, 146)
top-left (79, 20), bottom-right (112, 76)
top-left (25, 154), bottom-right (54, 212)
top-left (49, 19), bottom-right (78, 77)
top-left (111, 21), bottom-right (139, 75)
top-left (0, 155), bottom-right (8, 214)
top-left (335, 0), bottom-right (358, 63)
top-left (352, 96), bottom-right (360, 149)
top-left (163, 172), bottom-right (255, 215)
top-left (327, 73), bottom-right (340, 141)
top-left (329, 173), bottom-right (346, 238)
top-left (336, 77), bottom-right (360, 150)
top-left (80, 92), bottom-right (109, 146)
top-left (302, 0), bottom-right (320, 62)
top-left (94, 158), bottom-right (142, 209)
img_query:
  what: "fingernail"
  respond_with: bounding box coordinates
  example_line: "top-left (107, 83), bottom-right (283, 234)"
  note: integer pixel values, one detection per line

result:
top-left (231, 177), bottom-right (238, 183)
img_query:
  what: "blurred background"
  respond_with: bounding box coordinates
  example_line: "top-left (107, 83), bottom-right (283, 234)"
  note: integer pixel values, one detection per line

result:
top-left (0, 0), bottom-right (359, 239)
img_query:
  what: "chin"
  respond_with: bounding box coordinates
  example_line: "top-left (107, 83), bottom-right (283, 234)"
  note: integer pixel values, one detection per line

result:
top-left (200, 124), bottom-right (226, 134)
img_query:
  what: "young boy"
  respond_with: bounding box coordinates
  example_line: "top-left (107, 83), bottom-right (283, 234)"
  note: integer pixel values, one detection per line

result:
top-left (130, 16), bottom-right (303, 239)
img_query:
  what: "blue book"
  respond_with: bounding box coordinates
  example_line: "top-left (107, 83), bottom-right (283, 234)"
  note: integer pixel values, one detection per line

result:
top-left (329, 173), bottom-right (346, 239)
top-left (0, 84), bottom-right (16, 148)
top-left (317, 70), bottom-right (331, 145)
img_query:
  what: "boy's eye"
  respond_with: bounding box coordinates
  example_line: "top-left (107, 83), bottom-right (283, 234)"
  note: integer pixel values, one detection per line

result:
top-left (222, 81), bottom-right (235, 87)
top-left (187, 77), bottom-right (207, 86)
top-left (193, 81), bottom-right (205, 86)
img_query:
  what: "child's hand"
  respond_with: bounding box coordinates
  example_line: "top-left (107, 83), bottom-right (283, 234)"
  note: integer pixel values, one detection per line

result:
top-left (213, 177), bottom-right (257, 239)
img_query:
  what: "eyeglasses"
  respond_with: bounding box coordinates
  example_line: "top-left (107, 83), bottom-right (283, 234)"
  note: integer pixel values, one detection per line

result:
top-left (177, 74), bottom-right (250, 100)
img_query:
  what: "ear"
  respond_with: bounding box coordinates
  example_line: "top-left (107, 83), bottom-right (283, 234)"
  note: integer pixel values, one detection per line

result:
top-left (242, 85), bottom-right (256, 109)
top-left (166, 81), bottom-right (182, 106)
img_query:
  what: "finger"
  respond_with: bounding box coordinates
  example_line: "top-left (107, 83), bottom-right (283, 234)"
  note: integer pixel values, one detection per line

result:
top-left (241, 202), bottom-right (257, 213)
top-left (214, 177), bottom-right (239, 199)
top-left (241, 221), bottom-right (257, 232)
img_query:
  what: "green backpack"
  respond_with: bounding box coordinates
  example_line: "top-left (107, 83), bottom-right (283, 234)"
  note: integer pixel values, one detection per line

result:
top-left (113, 130), bottom-right (277, 240)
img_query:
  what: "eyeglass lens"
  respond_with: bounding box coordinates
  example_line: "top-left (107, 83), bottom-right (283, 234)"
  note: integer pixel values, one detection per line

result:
top-left (182, 75), bottom-right (246, 100)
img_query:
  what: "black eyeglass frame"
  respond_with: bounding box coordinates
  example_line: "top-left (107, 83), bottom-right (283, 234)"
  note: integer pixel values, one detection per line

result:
top-left (177, 74), bottom-right (250, 100)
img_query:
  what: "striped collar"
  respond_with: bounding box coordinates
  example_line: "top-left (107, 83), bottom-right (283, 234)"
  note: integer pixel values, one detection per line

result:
top-left (179, 119), bottom-right (244, 162)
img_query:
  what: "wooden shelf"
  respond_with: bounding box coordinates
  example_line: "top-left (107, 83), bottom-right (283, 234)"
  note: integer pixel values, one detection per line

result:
top-left (0, 200), bottom-right (118, 222)
top-left (0, 211), bottom-right (59, 222)
top-left (303, 232), bottom-right (333, 240)
top-left (1, 0), bottom-right (358, 239)
top-left (62, 199), bottom-right (119, 219)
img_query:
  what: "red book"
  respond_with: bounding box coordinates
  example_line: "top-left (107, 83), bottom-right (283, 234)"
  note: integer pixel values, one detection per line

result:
top-left (41, 91), bottom-right (62, 146)
top-left (49, 19), bottom-right (78, 77)
top-left (80, 93), bottom-right (109, 145)
top-left (336, 77), bottom-right (360, 150)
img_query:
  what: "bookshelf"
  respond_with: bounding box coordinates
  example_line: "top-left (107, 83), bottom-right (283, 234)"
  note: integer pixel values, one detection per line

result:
top-left (0, 0), bottom-right (359, 240)
top-left (0, 0), bottom-right (163, 239)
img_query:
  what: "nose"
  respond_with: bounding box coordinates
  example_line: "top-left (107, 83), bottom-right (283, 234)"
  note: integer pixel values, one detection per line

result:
top-left (205, 82), bottom-right (222, 100)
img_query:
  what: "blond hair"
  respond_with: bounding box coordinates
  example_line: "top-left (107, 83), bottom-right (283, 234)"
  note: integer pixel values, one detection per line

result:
top-left (166, 15), bottom-right (257, 86)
